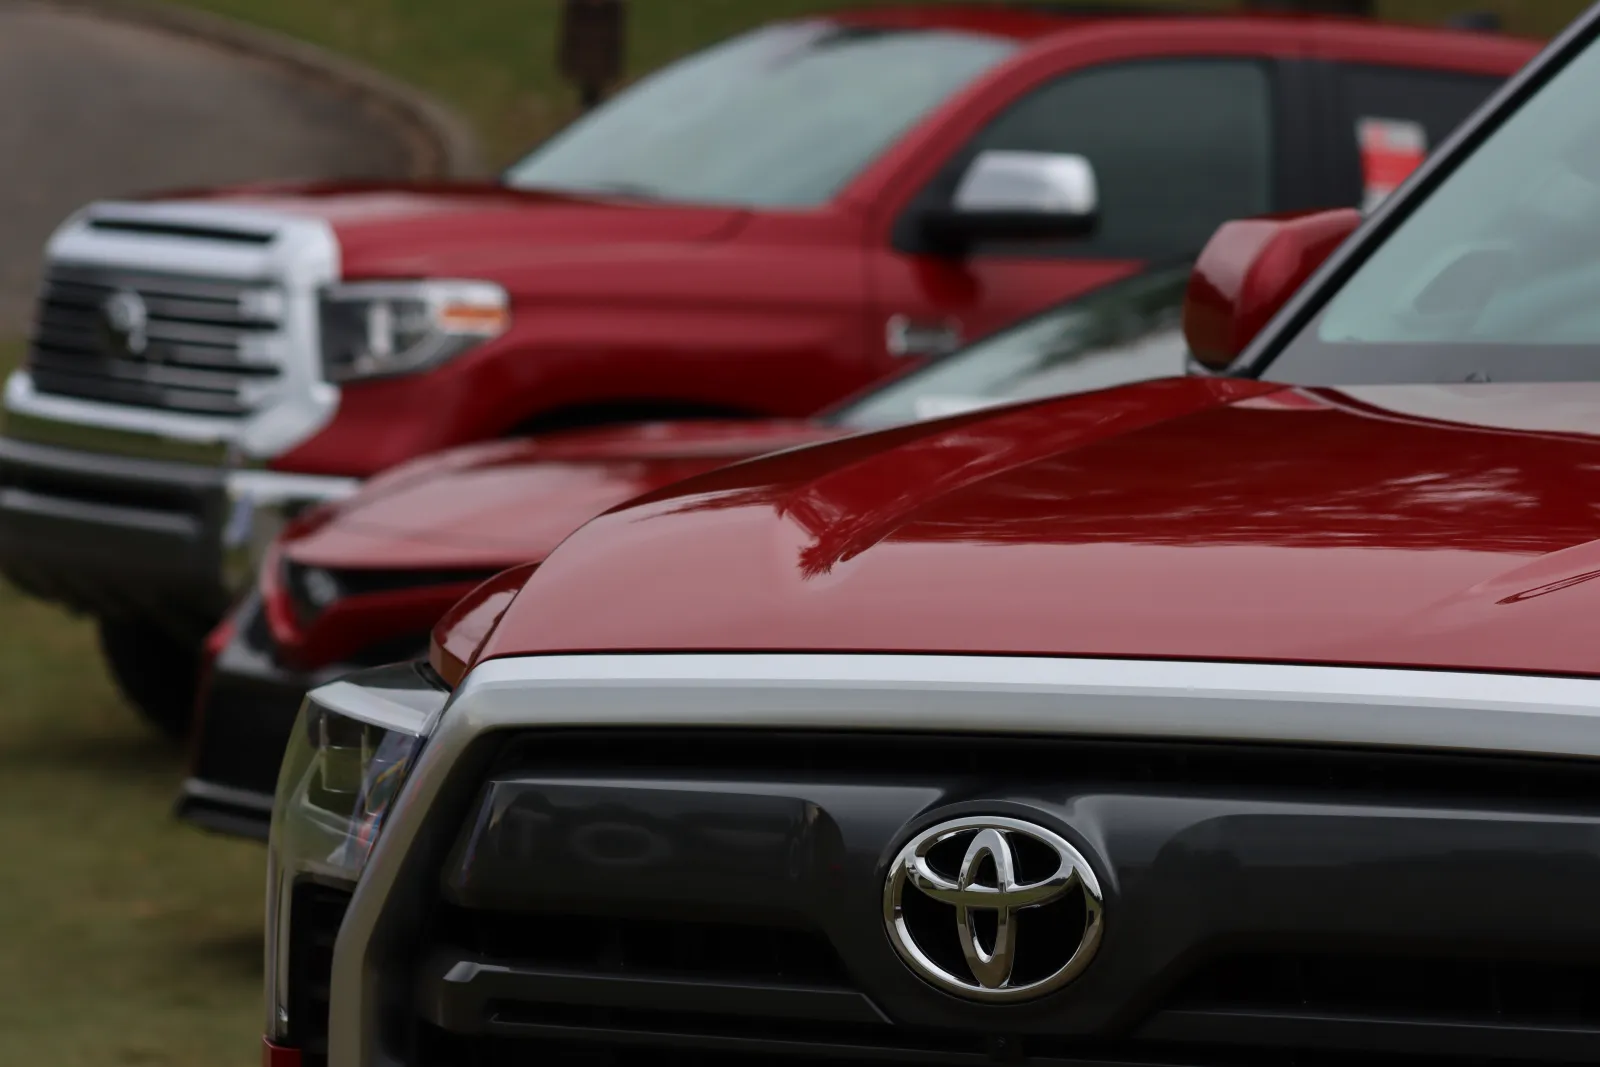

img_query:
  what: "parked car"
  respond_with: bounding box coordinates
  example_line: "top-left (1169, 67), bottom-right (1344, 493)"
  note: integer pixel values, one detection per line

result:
top-left (264, 6), bottom-right (1600, 1067)
top-left (182, 264), bottom-right (1190, 840)
top-left (0, 8), bottom-right (1536, 737)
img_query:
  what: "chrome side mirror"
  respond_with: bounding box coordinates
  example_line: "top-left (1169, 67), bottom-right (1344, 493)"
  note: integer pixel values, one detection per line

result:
top-left (921, 150), bottom-right (1099, 255)
top-left (955, 150), bottom-right (1098, 217)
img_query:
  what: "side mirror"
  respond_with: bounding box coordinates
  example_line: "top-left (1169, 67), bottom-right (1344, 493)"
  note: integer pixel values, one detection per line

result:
top-left (921, 150), bottom-right (1098, 254)
top-left (1183, 208), bottom-right (1362, 371)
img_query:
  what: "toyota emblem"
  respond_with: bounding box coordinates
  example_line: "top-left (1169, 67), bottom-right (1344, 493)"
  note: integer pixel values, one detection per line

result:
top-left (883, 815), bottom-right (1103, 1002)
top-left (101, 289), bottom-right (150, 358)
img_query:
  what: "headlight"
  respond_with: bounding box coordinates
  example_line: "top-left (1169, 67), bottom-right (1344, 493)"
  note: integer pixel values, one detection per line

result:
top-left (265, 663), bottom-right (449, 1042)
top-left (281, 559), bottom-right (343, 627)
top-left (319, 280), bottom-right (509, 382)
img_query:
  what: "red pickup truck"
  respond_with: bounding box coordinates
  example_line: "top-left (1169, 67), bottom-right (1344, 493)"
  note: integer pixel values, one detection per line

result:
top-left (264, 7), bottom-right (1600, 1066)
top-left (0, 7), bottom-right (1535, 735)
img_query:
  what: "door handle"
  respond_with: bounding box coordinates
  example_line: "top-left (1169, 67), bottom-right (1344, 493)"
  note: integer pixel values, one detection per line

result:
top-left (886, 315), bottom-right (963, 358)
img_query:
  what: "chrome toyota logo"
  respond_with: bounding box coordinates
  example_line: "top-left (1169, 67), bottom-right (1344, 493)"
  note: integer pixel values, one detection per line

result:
top-left (101, 289), bottom-right (149, 358)
top-left (883, 815), bottom-right (1103, 1002)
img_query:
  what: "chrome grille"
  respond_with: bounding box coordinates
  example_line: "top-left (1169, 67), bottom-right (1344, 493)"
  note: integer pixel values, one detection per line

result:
top-left (27, 265), bottom-right (284, 417)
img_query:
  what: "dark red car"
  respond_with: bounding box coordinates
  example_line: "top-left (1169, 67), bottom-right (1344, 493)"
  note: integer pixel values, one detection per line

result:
top-left (181, 264), bottom-right (1190, 838)
top-left (0, 7), bottom-right (1536, 736)
top-left (264, 5), bottom-right (1600, 1065)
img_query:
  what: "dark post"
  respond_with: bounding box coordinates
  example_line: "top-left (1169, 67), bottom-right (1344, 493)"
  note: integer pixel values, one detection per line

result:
top-left (559, 0), bottom-right (627, 111)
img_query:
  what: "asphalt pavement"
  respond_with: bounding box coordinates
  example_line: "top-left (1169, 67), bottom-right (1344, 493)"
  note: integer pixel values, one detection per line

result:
top-left (0, 1), bottom-right (416, 334)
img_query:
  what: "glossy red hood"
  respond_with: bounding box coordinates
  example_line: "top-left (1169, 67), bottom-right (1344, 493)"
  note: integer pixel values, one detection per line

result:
top-left (170, 181), bottom-right (748, 277)
top-left (285, 418), bottom-right (839, 572)
top-left (480, 378), bottom-right (1600, 678)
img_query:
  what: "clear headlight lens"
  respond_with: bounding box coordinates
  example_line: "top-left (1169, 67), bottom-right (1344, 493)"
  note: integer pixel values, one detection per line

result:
top-left (270, 665), bottom-right (445, 881)
top-left (266, 664), bottom-right (449, 1039)
top-left (319, 280), bottom-right (509, 382)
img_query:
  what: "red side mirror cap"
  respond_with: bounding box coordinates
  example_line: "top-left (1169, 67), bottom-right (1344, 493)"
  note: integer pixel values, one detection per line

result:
top-left (1184, 208), bottom-right (1362, 371)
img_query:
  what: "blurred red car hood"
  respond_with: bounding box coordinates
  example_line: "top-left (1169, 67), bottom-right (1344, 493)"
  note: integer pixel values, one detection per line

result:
top-left (285, 418), bottom-right (840, 572)
top-left (167, 181), bottom-right (750, 276)
top-left (478, 377), bottom-right (1600, 679)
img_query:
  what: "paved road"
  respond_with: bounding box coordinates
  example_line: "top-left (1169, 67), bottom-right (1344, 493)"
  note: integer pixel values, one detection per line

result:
top-left (0, 1), bottom-right (415, 333)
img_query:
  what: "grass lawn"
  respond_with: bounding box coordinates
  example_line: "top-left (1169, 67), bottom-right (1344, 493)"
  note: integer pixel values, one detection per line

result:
top-left (155, 0), bottom-right (1590, 167)
top-left (0, 340), bottom-right (262, 1067)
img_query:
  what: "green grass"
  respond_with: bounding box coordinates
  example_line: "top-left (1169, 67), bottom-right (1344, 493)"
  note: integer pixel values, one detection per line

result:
top-left (0, 351), bottom-right (262, 1065)
top-left (153, 0), bottom-right (1590, 167)
top-left (0, 584), bottom-right (264, 1067)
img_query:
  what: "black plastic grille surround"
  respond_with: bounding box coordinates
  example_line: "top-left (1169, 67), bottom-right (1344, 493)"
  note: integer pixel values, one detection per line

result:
top-left (399, 731), bottom-right (1600, 1066)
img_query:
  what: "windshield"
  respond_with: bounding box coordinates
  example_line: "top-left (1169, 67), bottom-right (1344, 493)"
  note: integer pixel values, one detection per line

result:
top-left (504, 22), bottom-right (1015, 207)
top-left (835, 268), bottom-right (1192, 431)
top-left (1267, 34), bottom-right (1600, 385)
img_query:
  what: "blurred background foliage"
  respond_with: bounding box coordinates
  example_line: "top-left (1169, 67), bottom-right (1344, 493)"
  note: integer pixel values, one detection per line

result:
top-left (164, 0), bottom-right (1592, 167)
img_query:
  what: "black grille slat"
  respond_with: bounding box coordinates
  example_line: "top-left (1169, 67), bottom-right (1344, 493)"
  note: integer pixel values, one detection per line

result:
top-left (423, 1025), bottom-right (1593, 1067)
top-left (38, 288), bottom-right (275, 331)
top-left (27, 265), bottom-right (284, 415)
top-left (86, 217), bottom-right (275, 245)
top-left (28, 348), bottom-right (264, 394)
top-left (1171, 952), bottom-right (1600, 1026)
top-left (27, 366), bottom-right (250, 416)
top-left (47, 263), bottom-right (269, 303)
top-left (436, 906), bottom-right (851, 988)
top-left (31, 331), bottom-right (277, 375)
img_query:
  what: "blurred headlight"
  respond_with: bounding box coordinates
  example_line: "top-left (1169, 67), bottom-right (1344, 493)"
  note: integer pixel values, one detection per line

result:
top-left (319, 280), bottom-right (509, 382)
top-left (266, 663), bottom-right (449, 1040)
top-left (281, 559), bottom-right (344, 627)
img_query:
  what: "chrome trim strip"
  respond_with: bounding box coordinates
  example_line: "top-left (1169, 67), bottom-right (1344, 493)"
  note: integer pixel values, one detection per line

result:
top-left (330, 652), bottom-right (1600, 1066)
top-left (309, 677), bottom-right (442, 737)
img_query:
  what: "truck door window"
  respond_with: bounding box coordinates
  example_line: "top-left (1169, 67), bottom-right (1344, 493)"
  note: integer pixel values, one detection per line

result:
top-left (924, 60), bottom-right (1275, 260)
top-left (1335, 65), bottom-right (1506, 210)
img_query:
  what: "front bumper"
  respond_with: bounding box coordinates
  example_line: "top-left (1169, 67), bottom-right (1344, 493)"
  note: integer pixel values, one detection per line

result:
top-left (0, 433), bottom-right (355, 633)
top-left (176, 597), bottom-right (347, 841)
top-left (0, 435), bottom-right (231, 630)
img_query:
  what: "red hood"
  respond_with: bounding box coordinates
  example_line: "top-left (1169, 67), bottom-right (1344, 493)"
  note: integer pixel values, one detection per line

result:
top-left (479, 378), bottom-right (1600, 679)
top-left (285, 418), bottom-right (839, 572)
top-left (169, 182), bottom-right (749, 277)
